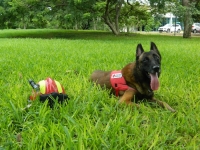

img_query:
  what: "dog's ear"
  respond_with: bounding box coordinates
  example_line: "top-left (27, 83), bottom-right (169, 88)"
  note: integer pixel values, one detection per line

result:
top-left (136, 44), bottom-right (144, 60)
top-left (150, 42), bottom-right (161, 57)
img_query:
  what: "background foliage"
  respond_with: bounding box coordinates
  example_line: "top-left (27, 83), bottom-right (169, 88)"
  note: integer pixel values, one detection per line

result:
top-left (0, 0), bottom-right (199, 36)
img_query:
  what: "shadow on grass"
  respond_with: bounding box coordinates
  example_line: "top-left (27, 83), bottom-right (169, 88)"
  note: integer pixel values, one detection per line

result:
top-left (2, 29), bottom-right (184, 42)
top-left (1, 29), bottom-right (194, 41)
top-left (0, 29), bottom-right (137, 40)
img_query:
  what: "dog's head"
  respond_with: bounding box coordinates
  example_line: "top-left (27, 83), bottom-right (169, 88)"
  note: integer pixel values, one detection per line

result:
top-left (136, 42), bottom-right (161, 91)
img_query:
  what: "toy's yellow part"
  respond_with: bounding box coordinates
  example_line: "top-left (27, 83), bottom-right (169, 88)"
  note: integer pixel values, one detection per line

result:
top-left (38, 80), bottom-right (46, 94)
top-left (55, 80), bottom-right (62, 93)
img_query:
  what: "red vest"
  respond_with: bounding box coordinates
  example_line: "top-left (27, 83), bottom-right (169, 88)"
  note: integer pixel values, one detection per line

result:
top-left (110, 70), bottom-right (135, 96)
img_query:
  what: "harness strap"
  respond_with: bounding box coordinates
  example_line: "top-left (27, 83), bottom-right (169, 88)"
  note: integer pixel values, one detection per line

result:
top-left (114, 85), bottom-right (135, 97)
top-left (110, 70), bottom-right (136, 96)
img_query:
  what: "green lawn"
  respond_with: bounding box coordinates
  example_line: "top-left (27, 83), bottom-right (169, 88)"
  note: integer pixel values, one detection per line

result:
top-left (0, 29), bottom-right (199, 149)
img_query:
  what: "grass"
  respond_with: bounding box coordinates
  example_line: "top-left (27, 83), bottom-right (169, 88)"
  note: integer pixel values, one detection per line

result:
top-left (0, 29), bottom-right (200, 149)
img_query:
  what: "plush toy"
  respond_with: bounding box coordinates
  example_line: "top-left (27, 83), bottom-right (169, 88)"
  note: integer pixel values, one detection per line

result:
top-left (28, 77), bottom-right (69, 108)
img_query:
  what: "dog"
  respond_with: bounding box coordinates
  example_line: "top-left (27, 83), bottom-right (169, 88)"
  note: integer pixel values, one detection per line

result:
top-left (90, 42), bottom-right (175, 112)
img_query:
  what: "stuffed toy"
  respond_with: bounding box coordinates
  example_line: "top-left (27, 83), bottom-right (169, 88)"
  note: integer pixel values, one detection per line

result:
top-left (29, 77), bottom-right (69, 107)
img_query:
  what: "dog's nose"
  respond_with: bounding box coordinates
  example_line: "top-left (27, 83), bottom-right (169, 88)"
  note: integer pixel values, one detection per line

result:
top-left (153, 66), bottom-right (160, 72)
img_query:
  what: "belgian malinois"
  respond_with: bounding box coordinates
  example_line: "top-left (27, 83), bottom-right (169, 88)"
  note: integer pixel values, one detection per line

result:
top-left (90, 42), bottom-right (175, 112)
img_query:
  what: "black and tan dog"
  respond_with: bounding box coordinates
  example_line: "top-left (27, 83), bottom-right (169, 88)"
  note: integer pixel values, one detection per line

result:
top-left (90, 42), bottom-right (175, 112)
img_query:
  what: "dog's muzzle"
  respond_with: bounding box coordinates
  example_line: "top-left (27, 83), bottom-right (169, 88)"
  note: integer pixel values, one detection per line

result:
top-left (152, 65), bottom-right (160, 72)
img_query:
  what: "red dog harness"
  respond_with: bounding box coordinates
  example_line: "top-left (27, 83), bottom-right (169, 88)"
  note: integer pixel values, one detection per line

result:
top-left (110, 70), bottom-right (135, 96)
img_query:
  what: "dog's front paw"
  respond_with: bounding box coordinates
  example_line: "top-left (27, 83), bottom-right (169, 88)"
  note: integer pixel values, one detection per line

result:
top-left (163, 102), bottom-right (176, 112)
top-left (168, 107), bottom-right (176, 113)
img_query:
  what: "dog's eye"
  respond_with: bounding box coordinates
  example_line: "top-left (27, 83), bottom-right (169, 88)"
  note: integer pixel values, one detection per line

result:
top-left (154, 55), bottom-right (160, 61)
top-left (143, 57), bottom-right (149, 62)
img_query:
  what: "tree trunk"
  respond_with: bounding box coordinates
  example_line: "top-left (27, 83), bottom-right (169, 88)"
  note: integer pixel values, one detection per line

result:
top-left (93, 17), bottom-right (97, 30)
top-left (115, 1), bottom-right (122, 33)
top-left (74, 19), bottom-right (78, 30)
top-left (103, 0), bottom-right (123, 35)
top-left (127, 26), bottom-right (130, 33)
top-left (182, 0), bottom-right (192, 38)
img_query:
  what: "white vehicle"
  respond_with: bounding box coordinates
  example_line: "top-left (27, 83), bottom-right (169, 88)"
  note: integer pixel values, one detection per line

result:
top-left (191, 23), bottom-right (200, 33)
top-left (158, 24), bottom-right (181, 33)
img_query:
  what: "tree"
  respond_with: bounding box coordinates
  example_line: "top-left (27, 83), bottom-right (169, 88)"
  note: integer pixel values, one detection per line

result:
top-left (182, 0), bottom-right (200, 38)
top-left (170, 0), bottom-right (200, 38)
top-left (149, 0), bottom-right (200, 38)
top-left (192, 0), bottom-right (200, 22)
top-left (0, 1), bottom-right (6, 29)
top-left (182, 0), bottom-right (192, 38)
top-left (49, 0), bottom-right (99, 30)
top-left (95, 0), bottom-right (153, 34)
top-left (120, 1), bottom-right (157, 33)
top-left (100, 0), bottom-right (124, 35)
top-left (0, 0), bottom-right (18, 29)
